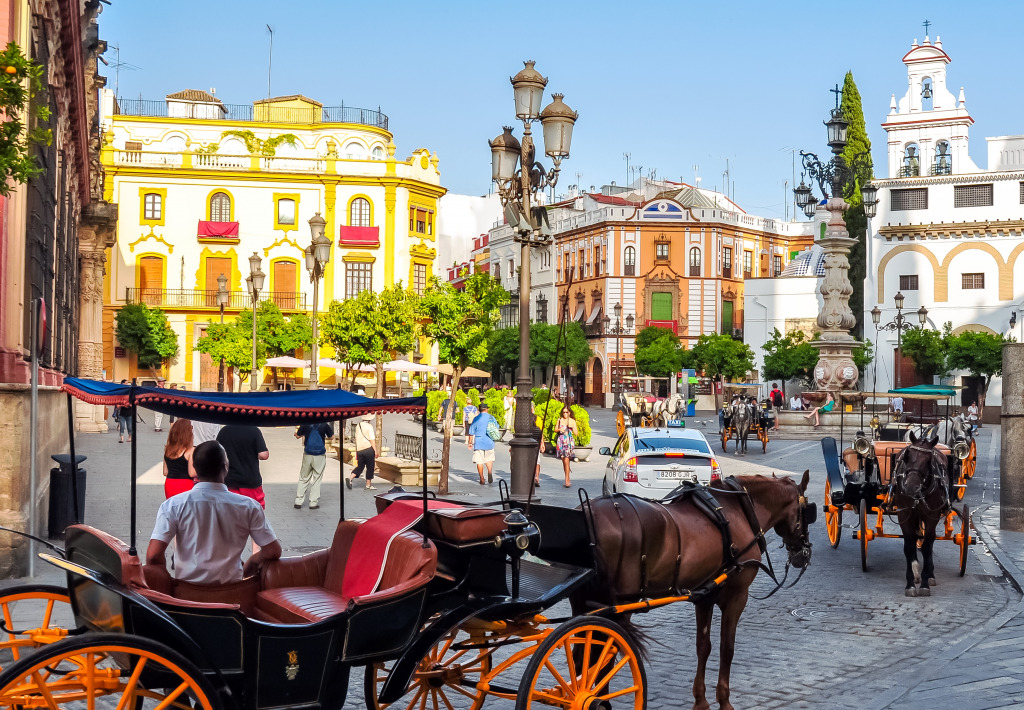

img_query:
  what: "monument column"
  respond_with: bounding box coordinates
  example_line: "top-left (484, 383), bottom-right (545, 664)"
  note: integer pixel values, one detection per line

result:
top-left (812, 198), bottom-right (861, 391)
top-left (76, 202), bottom-right (118, 431)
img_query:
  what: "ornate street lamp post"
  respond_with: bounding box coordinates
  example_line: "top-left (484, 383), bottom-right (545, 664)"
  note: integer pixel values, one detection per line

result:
top-left (305, 212), bottom-right (331, 390)
top-left (489, 61), bottom-right (578, 499)
top-left (873, 292), bottom-right (928, 389)
top-left (246, 252), bottom-right (265, 392)
top-left (216, 273), bottom-right (229, 392)
top-left (792, 86), bottom-right (877, 392)
top-left (602, 302), bottom-right (634, 395)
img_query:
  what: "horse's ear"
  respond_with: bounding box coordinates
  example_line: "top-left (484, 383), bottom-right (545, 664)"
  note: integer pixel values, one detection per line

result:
top-left (909, 430), bottom-right (919, 445)
top-left (928, 432), bottom-right (939, 447)
top-left (799, 469), bottom-right (810, 493)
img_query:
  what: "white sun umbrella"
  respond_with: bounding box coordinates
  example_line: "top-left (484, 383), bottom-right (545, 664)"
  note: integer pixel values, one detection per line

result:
top-left (316, 357), bottom-right (348, 369)
top-left (382, 360), bottom-right (438, 373)
top-left (264, 356), bottom-right (310, 368)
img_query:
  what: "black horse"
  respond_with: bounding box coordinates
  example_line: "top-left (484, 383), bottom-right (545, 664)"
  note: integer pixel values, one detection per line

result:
top-left (893, 430), bottom-right (951, 597)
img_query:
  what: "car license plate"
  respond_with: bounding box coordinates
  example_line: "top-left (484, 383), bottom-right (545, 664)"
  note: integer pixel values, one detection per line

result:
top-left (657, 469), bottom-right (695, 480)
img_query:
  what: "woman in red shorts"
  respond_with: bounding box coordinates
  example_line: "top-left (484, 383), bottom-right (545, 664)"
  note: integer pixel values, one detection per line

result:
top-left (163, 419), bottom-right (197, 498)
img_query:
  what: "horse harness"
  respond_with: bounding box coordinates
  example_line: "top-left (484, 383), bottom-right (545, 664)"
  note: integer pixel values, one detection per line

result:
top-left (893, 443), bottom-right (951, 514)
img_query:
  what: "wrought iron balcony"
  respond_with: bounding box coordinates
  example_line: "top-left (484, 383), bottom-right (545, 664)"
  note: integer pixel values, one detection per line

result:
top-left (115, 99), bottom-right (389, 130)
top-left (125, 288), bottom-right (308, 311)
top-left (898, 165), bottom-right (920, 178)
top-left (930, 163), bottom-right (952, 176)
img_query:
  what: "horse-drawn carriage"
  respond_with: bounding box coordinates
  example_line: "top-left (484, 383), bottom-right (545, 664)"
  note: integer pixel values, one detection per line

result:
top-left (719, 383), bottom-right (772, 454)
top-left (613, 376), bottom-right (690, 436)
top-left (0, 377), bottom-right (815, 710)
top-left (821, 388), bottom-right (976, 593)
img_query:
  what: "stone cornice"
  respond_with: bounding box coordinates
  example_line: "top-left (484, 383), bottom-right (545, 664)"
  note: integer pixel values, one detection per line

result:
top-left (874, 171), bottom-right (1024, 188)
top-left (878, 219), bottom-right (1024, 240)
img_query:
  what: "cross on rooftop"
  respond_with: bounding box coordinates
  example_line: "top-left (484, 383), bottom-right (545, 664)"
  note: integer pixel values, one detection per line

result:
top-left (923, 19), bottom-right (931, 35)
top-left (830, 84), bottom-right (842, 109)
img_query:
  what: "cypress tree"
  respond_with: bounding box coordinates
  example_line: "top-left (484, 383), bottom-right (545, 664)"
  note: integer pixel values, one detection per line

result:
top-left (839, 71), bottom-right (873, 339)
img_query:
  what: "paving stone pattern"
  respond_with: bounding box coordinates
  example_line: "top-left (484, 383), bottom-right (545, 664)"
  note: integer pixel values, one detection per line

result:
top-left (5, 411), bottom-right (1022, 709)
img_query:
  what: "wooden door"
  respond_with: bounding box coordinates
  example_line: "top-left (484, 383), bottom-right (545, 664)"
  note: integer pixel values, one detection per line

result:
top-left (205, 257), bottom-right (231, 307)
top-left (273, 261), bottom-right (297, 309)
top-left (139, 256), bottom-right (162, 305)
top-left (590, 358), bottom-right (604, 407)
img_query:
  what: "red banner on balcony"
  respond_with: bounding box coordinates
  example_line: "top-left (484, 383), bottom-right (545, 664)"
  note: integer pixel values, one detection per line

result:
top-left (198, 220), bottom-right (240, 239)
top-left (339, 225), bottom-right (379, 247)
top-left (645, 320), bottom-right (677, 334)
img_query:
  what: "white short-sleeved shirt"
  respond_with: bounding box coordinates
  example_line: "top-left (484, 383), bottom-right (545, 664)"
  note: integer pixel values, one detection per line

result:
top-left (150, 482), bottom-right (277, 584)
top-left (892, 397), bottom-right (904, 413)
top-left (191, 421), bottom-right (223, 445)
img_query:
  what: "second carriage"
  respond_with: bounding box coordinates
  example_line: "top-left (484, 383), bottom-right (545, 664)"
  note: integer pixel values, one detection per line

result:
top-left (720, 383), bottom-right (772, 454)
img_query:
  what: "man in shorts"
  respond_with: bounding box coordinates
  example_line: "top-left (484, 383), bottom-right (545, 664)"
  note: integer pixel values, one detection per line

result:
top-left (216, 424), bottom-right (270, 508)
top-left (467, 402), bottom-right (497, 485)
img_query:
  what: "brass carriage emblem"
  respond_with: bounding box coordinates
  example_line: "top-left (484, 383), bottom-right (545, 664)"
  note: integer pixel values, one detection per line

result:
top-left (285, 650), bottom-right (299, 680)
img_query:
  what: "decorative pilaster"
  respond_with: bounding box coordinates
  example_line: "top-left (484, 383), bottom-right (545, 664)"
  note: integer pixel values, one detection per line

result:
top-left (812, 198), bottom-right (861, 391)
top-left (77, 201), bottom-right (118, 432)
top-left (384, 183), bottom-right (397, 286)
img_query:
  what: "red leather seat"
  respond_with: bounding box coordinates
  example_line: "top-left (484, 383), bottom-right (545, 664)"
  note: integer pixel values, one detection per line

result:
top-left (256, 520), bottom-right (436, 624)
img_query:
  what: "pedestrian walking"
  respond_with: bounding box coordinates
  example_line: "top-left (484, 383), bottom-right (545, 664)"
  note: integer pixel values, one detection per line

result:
top-left (153, 379), bottom-right (166, 432)
top-left (347, 414), bottom-right (378, 490)
top-left (555, 406), bottom-right (578, 488)
top-left (294, 420), bottom-right (334, 510)
top-left (467, 402), bottom-right (498, 485)
top-left (115, 379), bottom-right (133, 443)
top-left (216, 425), bottom-right (270, 509)
top-left (163, 419), bottom-right (197, 499)
top-left (968, 401), bottom-right (980, 434)
top-left (168, 383), bottom-right (178, 424)
top-left (503, 388), bottom-right (515, 430)
top-left (191, 420), bottom-right (223, 445)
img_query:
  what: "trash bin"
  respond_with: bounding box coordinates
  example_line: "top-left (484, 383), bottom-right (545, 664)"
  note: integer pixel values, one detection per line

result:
top-left (48, 453), bottom-right (87, 538)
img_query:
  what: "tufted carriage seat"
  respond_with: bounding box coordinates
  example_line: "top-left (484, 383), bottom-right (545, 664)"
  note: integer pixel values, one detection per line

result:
top-left (254, 519), bottom-right (437, 624)
top-left (873, 441), bottom-right (950, 486)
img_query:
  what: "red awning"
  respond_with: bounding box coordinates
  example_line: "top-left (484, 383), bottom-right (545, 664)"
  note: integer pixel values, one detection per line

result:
top-left (339, 225), bottom-right (380, 247)
top-left (198, 220), bottom-right (240, 238)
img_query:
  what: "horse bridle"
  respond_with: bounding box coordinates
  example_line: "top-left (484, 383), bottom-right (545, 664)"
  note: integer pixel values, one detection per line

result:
top-left (894, 444), bottom-right (949, 513)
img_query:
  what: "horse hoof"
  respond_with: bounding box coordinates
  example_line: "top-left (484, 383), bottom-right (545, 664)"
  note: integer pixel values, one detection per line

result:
top-left (928, 578), bottom-right (937, 587)
top-left (905, 587), bottom-right (917, 597)
top-left (918, 587), bottom-right (931, 597)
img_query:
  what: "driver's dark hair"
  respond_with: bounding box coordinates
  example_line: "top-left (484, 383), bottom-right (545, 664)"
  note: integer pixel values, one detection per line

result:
top-left (193, 441), bottom-right (228, 481)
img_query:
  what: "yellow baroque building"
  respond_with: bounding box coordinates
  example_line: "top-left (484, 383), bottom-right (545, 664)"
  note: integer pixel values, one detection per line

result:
top-left (99, 89), bottom-right (445, 389)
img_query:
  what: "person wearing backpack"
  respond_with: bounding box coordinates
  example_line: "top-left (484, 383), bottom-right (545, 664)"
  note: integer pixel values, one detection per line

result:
top-left (293, 420), bottom-right (334, 510)
top-left (467, 402), bottom-right (499, 485)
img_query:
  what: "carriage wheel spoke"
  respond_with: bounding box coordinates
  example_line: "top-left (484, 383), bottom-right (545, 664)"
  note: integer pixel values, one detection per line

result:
top-left (593, 655), bottom-right (629, 691)
top-left (114, 657), bottom-right (148, 710)
top-left (403, 686), bottom-right (425, 710)
top-left (85, 652), bottom-right (97, 710)
top-left (42, 599), bottom-right (55, 630)
top-left (587, 638), bottom-right (617, 687)
top-left (563, 638), bottom-right (578, 691)
top-left (435, 688), bottom-right (455, 710)
top-left (599, 684), bottom-right (640, 701)
top-left (578, 631), bottom-right (593, 684)
top-left (30, 671), bottom-right (61, 710)
top-left (543, 659), bottom-right (574, 696)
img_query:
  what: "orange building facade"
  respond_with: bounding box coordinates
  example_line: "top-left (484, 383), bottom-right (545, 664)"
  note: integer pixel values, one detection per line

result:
top-left (551, 185), bottom-right (813, 406)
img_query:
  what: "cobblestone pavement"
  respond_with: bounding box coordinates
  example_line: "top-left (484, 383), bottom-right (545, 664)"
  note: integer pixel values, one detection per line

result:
top-left (4, 411), bottom-right (1021, 709)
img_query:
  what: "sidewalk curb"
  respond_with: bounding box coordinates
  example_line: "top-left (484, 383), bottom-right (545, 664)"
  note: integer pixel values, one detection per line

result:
top-left (972, 503), bottom-right (1024, 594)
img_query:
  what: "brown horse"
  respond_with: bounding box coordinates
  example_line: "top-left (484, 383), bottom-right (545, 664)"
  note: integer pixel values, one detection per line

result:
top-left (575, 472), bottom-right (813, 710)
top-left (893, 430), bottom-right (951, 597)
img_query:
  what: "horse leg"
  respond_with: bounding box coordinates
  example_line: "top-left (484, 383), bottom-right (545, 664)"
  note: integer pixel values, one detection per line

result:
top-left (920, 523), bottom-right (938, 595)
top-left (691, 601), bottom-right (714, 710)
top-left (714, 587), bottom-right (749, 710)
top-left (903, 527), bottom-right (920, 596)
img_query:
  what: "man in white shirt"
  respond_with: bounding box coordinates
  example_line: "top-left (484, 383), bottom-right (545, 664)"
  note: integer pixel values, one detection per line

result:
top-left (891, 396), bottom-right (905, 418)
top-left (789, 395), bottom-right (804, 411)
top-left (191, 420), bottom-right (223, 445)
top-left (146, 441), bottom-right (281, 587)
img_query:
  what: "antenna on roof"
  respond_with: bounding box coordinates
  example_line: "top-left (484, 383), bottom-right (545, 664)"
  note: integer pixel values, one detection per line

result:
top-left (98, 43), bottom-right (140, 101)
top-left (266, 25), bottom-right (274, 99)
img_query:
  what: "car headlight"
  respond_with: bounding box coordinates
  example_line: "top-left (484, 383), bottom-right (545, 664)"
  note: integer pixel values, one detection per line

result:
top-left (953, 440), bottom-right (970, 460)
top-left (853, 436), bottom-right (872, 456)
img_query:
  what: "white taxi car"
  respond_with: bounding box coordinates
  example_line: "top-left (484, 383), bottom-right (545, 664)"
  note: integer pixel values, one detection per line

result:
top-left (599, 424), bottom-right (721, 499)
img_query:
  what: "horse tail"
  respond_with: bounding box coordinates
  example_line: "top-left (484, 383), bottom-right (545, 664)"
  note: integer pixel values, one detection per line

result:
top-left (611, 613), bottom-right (651, 661)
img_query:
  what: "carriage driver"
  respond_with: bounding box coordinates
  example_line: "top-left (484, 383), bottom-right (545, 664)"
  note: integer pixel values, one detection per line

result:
top-left (146, 440), bottom-right (283, 589)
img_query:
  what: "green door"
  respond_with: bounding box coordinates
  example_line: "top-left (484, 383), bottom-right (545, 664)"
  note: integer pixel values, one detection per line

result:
top-left (651, 292), bottom-right (673, 321)
top-left (721, 300), bottom-right (734, 334)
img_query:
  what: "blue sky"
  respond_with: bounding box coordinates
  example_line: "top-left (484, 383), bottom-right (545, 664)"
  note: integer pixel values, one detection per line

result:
top-left (100, 0), bottom-right (1023, 219)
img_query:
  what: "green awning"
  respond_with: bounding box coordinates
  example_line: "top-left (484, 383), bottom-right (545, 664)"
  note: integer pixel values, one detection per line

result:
top-left (888, 384), bottom-right (961, 397)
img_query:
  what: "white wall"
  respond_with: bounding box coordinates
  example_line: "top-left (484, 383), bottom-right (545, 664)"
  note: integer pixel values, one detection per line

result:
top-left (437, 193), bottom-right (501, 269)
top-left (743, 276), bottom-right (822, 374)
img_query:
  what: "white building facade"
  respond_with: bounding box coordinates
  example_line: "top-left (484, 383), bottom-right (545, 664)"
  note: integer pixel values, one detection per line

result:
top-left (865, 36), bottom-right (1023, 414)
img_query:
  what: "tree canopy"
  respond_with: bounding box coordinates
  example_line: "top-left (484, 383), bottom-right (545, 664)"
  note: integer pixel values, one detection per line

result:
top-left (486, 327), bottom-right (520, 384)
top-left (760, 328), bottom-right (818, 390)
top-left (946, 329), bottom-right (1013, 392)
top-left (840, 71), bottom-right (873, 339)
top-left (690, 333), bottom-right (755, 382)
top-left (531, 322), bottom-right (593, 374)
top-left (418, 272), bottom-right (509, 493)
top-left (899, 325), bottom-right (950, 379)
top-left (194, 302), bottom-right (310, 383)
top-left (634, 325), bottom-right (684, 377)
top-left (115, 303), bottom-right (179, 374)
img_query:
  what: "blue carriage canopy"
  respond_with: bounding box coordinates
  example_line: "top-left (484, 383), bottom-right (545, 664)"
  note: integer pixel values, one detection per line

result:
top-left (62, 377), bottom-right (426, 427)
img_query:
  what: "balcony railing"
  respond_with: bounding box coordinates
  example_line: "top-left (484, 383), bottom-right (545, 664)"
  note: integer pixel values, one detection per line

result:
top-left (930, 163), bottom-right (952, 176)
top-left (898, 165), bottom-right (920, 178)
top-left (126, 288), bottom-right (308, 311)
top-left (115, 98), bottom-right (389, 130)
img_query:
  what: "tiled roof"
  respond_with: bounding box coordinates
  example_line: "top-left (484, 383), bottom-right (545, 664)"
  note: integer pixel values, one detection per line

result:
top-left (165, 89), bottom-right (223, 104)
top-left (588, 193), bottom-right (637, 206)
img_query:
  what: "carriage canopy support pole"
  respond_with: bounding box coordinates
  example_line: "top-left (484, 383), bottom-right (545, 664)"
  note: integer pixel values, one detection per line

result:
top-left (129, 384), bottom-right (138, 556)
top-left (66, 393), bottom-right (80, 524)
top-left (339, 414), bottom-right (346, 522)
top-left (421, 411), bottom-right (428, 548)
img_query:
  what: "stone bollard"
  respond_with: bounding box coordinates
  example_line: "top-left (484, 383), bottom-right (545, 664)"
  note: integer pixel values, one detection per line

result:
top-left (1001, 343), bottom-right (1024, 531)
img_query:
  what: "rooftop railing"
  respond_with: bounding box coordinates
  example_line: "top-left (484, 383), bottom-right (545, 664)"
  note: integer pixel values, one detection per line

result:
top-left (126, 288), bottom-right (308, 311)
top-left (115, 98), bottom-right (389, 131)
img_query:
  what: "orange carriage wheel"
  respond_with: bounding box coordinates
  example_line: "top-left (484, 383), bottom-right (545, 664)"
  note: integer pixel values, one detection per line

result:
top-left (761, 425), bottom-right (769, 453)
top-left (0, 632), bottom-right (219, 710)
top-left (966, 440), bottom-right (977, 479)
top-left (0, 585), bottom-right (73, 675)
top-left (364, 628), bottom-right (491, 710)
top-left (958, 505), bottom-right (971, 577)
top-left (615, 410), bottom-right (627, 437)
top-left (721, 427), bottom-right (730, 454)
top-left (859, 499), bottom-right (870, 573)
top-left (515, 617), bottom-right (646, 710)
top-left (824, 480), bottom-right (842, 549)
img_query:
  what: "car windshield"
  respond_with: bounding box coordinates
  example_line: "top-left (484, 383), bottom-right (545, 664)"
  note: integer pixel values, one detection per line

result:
top-left (633, 436), bottom-right (711, 454)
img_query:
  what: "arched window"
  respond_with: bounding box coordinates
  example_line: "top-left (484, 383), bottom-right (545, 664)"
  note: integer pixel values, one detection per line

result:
top-left (902, 144), bottom-right (920, 177)
top-left (624, 246), bottom-right (636, 276)
top-left (689, 247), bottom-right (701, 277)
top-left (349, 197), bottom-right (371, 227)
top-left (934, 141), bottom-right (952, 175)
top-left (921, 77), bottom-right (933, 111)
top-left (371, 146), bottom-right (384, 160)
top-left (209, 192), bottom-right (231, 222)
top-left (345, 142), bottom-right (365, 159)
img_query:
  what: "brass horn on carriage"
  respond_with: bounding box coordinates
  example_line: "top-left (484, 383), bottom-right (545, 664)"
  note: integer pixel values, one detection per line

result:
top-left (853, 435), bottom-right (872, 456)
top-left (952, 439), bottom-right (970, 460)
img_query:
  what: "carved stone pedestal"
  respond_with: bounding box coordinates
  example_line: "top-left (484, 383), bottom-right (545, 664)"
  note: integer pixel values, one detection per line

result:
top-left (812, 198), bottom-right (861, 391)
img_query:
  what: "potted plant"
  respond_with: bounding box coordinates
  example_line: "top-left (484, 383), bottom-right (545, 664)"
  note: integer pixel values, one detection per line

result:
top-left (535, 398), bottom-right (563, 453)
top-left (570, 405), bottom-right (593, 461)
top-left (451, 389), bottom-right (467, 436)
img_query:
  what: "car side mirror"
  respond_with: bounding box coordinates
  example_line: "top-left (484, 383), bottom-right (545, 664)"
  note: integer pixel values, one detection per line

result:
top-left (599, 447), bottom-right (611, 456)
